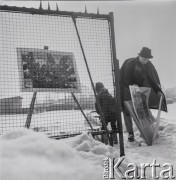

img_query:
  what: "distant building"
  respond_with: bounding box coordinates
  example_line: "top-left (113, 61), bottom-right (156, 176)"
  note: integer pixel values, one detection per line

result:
top-left (0, 96), bottom-right (23, 114)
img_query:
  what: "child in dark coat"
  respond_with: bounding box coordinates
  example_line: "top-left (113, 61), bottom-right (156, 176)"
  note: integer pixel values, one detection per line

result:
top-left (95, 82), bottom-right (118, 144)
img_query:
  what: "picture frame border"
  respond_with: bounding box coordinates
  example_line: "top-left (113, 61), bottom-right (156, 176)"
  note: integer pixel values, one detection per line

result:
top-left (17, 48), bottom-right (81, 93)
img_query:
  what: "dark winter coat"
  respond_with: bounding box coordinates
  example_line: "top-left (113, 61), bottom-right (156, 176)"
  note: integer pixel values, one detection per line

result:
top-left (95, 88), bottom-right (116, 122)
top-left (120, 57), bottom-right (167, 112)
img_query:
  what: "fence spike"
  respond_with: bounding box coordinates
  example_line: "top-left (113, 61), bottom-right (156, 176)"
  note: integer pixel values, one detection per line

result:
top-left (56, 3), bottom-right (59, 11)
top-left (39, 1), bottom-right (42, 10)
top-left (85, 6), bottom-right (87, 13)
top-left (48, 2), bottom-right (50, 11)
top-left (97, 7), bottom-right (99, 14)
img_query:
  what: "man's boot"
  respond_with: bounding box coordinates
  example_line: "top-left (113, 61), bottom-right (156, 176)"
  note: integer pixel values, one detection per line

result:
top-left (128, 132), bottom-right (134, 142)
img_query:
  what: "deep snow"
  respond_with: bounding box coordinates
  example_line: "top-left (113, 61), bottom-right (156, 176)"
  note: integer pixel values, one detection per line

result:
top-left (0, 103), bottom-right (176, 180)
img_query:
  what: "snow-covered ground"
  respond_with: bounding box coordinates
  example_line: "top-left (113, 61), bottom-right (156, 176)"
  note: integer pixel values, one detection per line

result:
top-left (0, 110), bottom-right (100, 136)
top-left (122, 103), bottom-right (176, 179)
top-left (0, 103), bottom-right (176, 180)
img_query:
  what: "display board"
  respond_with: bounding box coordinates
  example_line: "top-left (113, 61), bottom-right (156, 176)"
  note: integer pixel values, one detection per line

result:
top-left (125, 86), bottom-right (156, 146)
top-left (17, 48), bottom-right (81, 92)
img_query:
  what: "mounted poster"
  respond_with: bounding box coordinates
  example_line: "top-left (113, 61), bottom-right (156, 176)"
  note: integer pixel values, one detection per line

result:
top-left (17, 48), bottom-right (81, 92)
top-left (129, 85), bottom-right (156, 128)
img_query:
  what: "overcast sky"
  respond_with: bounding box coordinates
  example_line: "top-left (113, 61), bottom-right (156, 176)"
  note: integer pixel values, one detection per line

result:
top-left (0, 0), bottom-right (176, 89)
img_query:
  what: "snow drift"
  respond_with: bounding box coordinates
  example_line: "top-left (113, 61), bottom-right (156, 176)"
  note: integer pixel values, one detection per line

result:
top-left (1, 103), bottom-right (176, 180)
top-left (0, 128), bottom-right (121, 180)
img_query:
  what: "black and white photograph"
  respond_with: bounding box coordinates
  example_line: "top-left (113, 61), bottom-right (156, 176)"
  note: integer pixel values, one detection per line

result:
top-left (0, 1), bottom-right (176, 180)
top-left (17, 48), bottom-right (80, 92)
top-left (129, 86), bottom-right (156, 128)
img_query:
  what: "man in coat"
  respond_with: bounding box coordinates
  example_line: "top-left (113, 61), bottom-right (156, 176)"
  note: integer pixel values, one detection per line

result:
top-left (120, 47), bottom-right (167, 142)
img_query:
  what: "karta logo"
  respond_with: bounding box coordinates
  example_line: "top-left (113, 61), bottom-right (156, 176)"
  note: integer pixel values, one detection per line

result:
top-left (103, 157), bottom-right (175, 179)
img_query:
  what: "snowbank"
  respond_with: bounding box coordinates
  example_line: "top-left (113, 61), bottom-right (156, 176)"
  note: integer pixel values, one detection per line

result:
top-left (0, 128), bottom-right (123, 180)
top-left (1, 103), bottom-right (176, 180)
top-left (165, 87), bottom-right (176, 104)
top-left (0, 129), bottom-right (104, 180)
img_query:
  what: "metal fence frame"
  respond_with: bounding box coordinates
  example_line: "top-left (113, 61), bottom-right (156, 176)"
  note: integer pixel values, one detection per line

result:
top-left (0, 5), bottom-right (124, 156)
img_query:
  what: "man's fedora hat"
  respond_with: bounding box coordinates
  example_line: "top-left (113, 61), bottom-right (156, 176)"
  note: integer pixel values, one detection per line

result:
top-left (138, 47), bottom-right (153, 59)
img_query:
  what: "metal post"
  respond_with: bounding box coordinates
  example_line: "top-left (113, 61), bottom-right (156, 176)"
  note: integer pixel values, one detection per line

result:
top-left (72, 93), bottom-right (94, 129)
top-left (71, 15), bottom-right (111, 144)
top-left (25, 92), bottom-right (37, 129)
top-left (109, 12), bottom-right (125, 156)
top-left (71, 93), bottom-right (101, 141)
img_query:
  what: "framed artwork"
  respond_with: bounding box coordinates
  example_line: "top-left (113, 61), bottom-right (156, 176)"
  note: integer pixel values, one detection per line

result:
top-left (129, 85), bottom-right (156, 128)
top-left (17, 48), bottom-right (81, 92)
